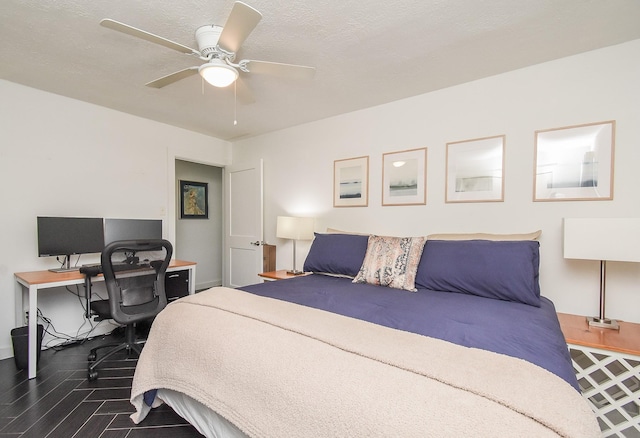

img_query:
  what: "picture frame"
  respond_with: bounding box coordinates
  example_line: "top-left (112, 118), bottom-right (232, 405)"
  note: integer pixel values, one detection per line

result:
top-left (180, 180), bottom-right (209, 219)
top-left (334, 156), bottom-right (369, 207)
top-left (382, 147), bottom-right (427, 206)
top-left (533, 121), bottom-right (615, 201)
top-left (446, 135), bottom-right (505, 203)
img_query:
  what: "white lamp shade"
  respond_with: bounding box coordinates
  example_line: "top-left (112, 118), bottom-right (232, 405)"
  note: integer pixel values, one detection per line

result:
top-left (276, 216), bottom-right (315, 240)
top-left (199, 60), bottom-right (238, 87)
top-left (564, 218), bottom-right (640, 262)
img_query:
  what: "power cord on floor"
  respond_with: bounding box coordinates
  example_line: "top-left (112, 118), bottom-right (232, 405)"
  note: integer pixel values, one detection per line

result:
top-left (35, 307), bottom-right (118, 351)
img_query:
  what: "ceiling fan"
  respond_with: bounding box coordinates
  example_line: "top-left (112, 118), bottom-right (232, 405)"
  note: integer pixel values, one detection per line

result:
top-left (100, 1), bottom-right (315, 94)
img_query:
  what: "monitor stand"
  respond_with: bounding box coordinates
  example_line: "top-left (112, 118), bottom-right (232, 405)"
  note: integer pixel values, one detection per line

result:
top-left (48, 255), bottom-right (79, 273)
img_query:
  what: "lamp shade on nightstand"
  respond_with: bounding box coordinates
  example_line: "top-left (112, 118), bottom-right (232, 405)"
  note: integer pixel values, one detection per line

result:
top-left (276, 216), bottom-right (315, 275)
top-left (276, 216), bottom-right (315, 241)
top-left (564, 218), bottom-right (640, 329)
top-left (564, 218), bottom-right (640, 263)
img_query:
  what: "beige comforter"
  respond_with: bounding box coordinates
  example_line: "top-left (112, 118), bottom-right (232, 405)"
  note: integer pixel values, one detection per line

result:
top-left (131, 287), bottom-right (599, 438)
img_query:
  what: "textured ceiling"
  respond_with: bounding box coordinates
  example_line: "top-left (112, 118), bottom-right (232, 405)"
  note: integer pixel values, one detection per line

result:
top-left (2, 1), bottom-right (640, 141)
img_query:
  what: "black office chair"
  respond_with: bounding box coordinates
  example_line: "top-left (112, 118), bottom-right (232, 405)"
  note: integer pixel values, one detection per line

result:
top-left (83, 239), bottom-right (172, 381)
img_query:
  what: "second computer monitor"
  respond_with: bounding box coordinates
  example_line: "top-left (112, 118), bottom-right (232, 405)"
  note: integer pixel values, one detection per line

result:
top-left (103, 218), bottom-right (162, 245)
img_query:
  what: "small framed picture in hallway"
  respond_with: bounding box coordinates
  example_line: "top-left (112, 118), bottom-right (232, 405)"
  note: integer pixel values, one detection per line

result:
top-left (180, 180), bottom-right (209, 219)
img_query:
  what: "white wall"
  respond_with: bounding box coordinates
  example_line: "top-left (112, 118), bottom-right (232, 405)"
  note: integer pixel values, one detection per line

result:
top-left (0, 80), bottom-right (231, 359)
top-left (233, 39), bottom-right (640, 322)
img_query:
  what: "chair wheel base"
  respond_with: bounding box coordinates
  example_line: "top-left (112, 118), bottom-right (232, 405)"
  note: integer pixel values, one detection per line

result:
top-left (88, 370), bottom-right (98, 381)
top-left (88, 352), bottom-right (97, 362)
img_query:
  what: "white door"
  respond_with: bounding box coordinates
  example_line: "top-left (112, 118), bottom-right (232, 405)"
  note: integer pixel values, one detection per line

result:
top-left (223, 159), bottom-right (264, 287)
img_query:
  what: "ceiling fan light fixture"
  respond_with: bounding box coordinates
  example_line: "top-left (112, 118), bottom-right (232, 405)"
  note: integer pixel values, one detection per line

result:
top-left (199, 60), bottom-right (238, 87)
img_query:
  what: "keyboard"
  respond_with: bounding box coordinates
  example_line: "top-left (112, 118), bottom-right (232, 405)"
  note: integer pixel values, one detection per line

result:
top-left (113, 263), bottom-right (150, 272)
top-left (80, 263), bottom-right (151, 274)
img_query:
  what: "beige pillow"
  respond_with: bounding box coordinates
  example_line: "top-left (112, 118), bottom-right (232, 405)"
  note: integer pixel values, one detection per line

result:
top-left (353, 235), bottom-right (426, 292)
top-left (326, 228), bottom-right (368, 235)
top-left (426, 230), bottom-right (541, 241)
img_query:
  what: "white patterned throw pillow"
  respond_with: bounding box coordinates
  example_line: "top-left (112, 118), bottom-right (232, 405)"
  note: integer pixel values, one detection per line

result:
top-left (353, 235), bottom-right (426, 292)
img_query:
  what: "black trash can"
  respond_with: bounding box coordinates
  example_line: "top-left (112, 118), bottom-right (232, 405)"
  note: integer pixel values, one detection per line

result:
top-left (11, 324), bottom-right (44, 370)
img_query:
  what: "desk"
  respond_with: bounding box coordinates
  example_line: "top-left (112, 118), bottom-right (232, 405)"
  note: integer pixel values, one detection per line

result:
top-left (14, 260), bottom-right (196, 379)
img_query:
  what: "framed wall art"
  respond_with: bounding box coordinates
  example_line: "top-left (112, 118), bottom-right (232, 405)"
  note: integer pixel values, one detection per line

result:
top-left (446, 135), bottom-right (505, 203)
top-left (533, 120), bottom-right (615, 201)
top-left (333, 156), bottom-right (369, 207)
top-left (180, 180), bottom-right (209, 219)
top-left (382, 147), bottom-right (427, 206)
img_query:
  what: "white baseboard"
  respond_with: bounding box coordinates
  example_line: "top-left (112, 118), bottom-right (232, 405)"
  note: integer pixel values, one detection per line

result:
top-left (196, 279), bottom-right (222, 292)
top-left (0, 346), bottom-right (13, 361)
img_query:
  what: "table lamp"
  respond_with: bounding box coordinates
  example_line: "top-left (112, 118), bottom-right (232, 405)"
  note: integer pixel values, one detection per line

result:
top-left (276, 216), bottom-right (315, 275)
top-left (563, 218), bottom-right (640, 330)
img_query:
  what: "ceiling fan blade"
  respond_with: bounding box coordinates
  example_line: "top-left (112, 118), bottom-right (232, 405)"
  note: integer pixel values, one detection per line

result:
top-left (100, 19), bottom-right (200, 56)
top-left (217, 2), bottom-right (262, 53)
top-left (146, 67), bottom-right (199, 88)
top-left (235, 77), bottom-right (255, 104)
top-left (243, 60), bottom-right (316, 80)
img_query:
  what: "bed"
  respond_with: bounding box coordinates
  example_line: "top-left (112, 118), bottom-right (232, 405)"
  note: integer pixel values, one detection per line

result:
top-left (129, 232), bottom-right (600, 437)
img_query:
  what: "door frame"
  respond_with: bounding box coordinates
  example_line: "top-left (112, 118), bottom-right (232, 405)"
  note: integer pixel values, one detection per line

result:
top-left (167, 152), bottom-right (229, 264)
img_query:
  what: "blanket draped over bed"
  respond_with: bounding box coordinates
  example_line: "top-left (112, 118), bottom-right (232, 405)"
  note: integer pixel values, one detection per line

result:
top-left (130, 287), bottom-right (599, 438)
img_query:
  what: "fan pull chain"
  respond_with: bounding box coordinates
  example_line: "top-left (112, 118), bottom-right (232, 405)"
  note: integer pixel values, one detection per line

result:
top-left (233, 81), bottom-right (238, 126)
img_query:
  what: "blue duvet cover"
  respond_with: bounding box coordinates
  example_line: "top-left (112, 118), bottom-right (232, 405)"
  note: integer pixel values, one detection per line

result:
top-left (240, 274), bottom-right (578, 390)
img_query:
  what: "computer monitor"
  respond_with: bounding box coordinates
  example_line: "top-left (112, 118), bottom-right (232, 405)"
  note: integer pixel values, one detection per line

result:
top-left (103, 218), bottom-right (162, 245)
top-left (37, 216), bottom-right (105, 271)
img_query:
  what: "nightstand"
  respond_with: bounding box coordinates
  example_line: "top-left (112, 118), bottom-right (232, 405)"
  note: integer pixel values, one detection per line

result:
top-left (557, 313), bottom-right (640, 437)
top-left (258, 270), bottom-right (310, 281)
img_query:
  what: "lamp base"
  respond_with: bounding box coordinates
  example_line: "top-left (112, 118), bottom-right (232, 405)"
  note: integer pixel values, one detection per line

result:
top-left (587, 316), bottom-right (620, 330)
top-left (286, 269), bottom-right (306, 275)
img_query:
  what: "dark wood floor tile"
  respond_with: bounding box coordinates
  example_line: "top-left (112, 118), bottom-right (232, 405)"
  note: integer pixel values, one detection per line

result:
top-left (110, 407), bottom-right (189, 428)
top-left (96, 400), bottom-right (134, 415)
top-left (15, 388), bottom-right (90, 438)
top-left (76, 377), bottom-right (133, 390)
top-left (0, 368), bottom-right (27, 401)
top-left (0, 416), bottom-right (12, 430)
top-left (0, 368), bottom-right (73, 406)
top-left (0, 333), bottom-right (208, 438)
top-left (90, 367), bottom-right (136, 378)
top-left (46, 400), bottom-right (102, 438)
top-left (0, 405), bottom-right (16, 420)
top-left (0, 378), bottom-right (83, 433)
top-left (84, 388), bottom-right (131, 401)
top-left (0, 357), bottom-right (22, 380)
top-left (69, 370), bottom-right (88, 380)
top-left (69, 367), bottom-right (135, 382)
top-left (41, 360), bottom-right (89, 372)
top-left (107, 412), bottom-right (138, 429)
top-left (3, 371), bottom-right (78, 412)
top-left (42, 349), bottom-right (87, 363)
top-left (126, 425), bottom-right (204, 437)
top-left (97, 360), bottom-right (139, 371)
top-left (99, 429), bottom-right (131, 438)
top-left (0, 381), bottom-right (43, 408)
top-left (72, 413), bottom-right (116, 438)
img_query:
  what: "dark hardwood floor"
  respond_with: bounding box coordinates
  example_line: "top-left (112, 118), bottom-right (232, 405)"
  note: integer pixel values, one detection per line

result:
top-left (0, 332), bottom-right (204, 437)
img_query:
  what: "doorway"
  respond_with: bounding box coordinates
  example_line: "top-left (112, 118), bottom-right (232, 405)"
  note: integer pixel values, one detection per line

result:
top-left (175, 159), bottom-right (223, 290)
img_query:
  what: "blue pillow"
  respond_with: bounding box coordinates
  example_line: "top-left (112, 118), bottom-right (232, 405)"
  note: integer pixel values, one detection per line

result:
top-left (415, 240), bottom-right (541, 307)
top-left (303, 233), bottom-right (369, 277)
